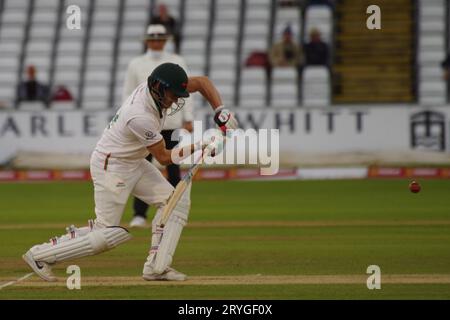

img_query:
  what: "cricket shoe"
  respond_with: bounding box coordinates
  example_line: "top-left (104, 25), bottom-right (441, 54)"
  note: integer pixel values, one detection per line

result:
top-left (129, 216), bottom-right (147, 228)
top-left (22, 250), bottom-right (57, 282)
top-left (142, 267), bottom-right (187, 281)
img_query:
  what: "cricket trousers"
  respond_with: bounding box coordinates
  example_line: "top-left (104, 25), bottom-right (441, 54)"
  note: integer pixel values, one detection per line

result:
top-left (133, 129), bottom-right (181, 219)
top-left (90, 153), bottom-right (174, 227)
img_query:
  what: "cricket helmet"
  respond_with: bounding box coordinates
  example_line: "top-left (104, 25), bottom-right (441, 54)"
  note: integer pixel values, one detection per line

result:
top-left (147, 63), bottom-right (190, 116)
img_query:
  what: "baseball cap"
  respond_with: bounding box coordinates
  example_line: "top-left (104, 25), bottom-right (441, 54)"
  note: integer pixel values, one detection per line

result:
top-left (143, 24), bottom-right (170, 41)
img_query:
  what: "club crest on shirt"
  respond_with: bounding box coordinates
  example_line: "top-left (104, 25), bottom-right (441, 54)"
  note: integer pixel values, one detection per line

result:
top-left (145, 130), bottom-right (157, 140)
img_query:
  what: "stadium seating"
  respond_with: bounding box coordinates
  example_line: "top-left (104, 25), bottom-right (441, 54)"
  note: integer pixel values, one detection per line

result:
top-left (272, 68), bottom-right (299, 107)
top-left (269, 2), bottom-right (302, 106)
top-left (182, 0), bottom-right (209, 106)
top-left (27, 1), bottom-right (57, 84)
top-left (302, 66), bottom-right (330, 107)
top-left (82, 0), bottom-right (119, 110)
top-left (208, 0), bottom-right (241, 106)
top-left (114, 0), bottom-right (150, 105)
top-left (240, 0), bottom-right (271, 107)
top-left (1, 0), bottom-right (448, 109)
top-left (302, 3), bottom-right (332, 107)
top-left (418, 0), bottom-right (446, 105)
top-left (53, 0), bottom-right (90, 108)
top-left (182, 0), bottom-right (208, 72)
top-left (0, 0), bottom-right (30, 106)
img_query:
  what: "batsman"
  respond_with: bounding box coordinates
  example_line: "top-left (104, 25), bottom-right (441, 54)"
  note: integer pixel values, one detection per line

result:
top-left (22, 63), bottom-right (238, 281)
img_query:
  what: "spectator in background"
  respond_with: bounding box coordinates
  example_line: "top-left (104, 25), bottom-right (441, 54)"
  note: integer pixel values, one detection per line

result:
top-left (17, 65), bottom-right (50, 103)
top-left (151, 3), bottom-right (181, 54)
top-left (441, 54), bottom-right (450, 81)
top-left (268, 25), bottom-right (303, 103)
top-left (304, 28), bottom-right (329, 66)
top-left (269, 24), bottom-right (303, 72)
top-left (51, 85), bottom-right (74, 102)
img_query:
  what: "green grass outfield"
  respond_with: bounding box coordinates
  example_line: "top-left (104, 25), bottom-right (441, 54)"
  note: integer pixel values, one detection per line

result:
top-left (0, 179), bottom-right (449, 299)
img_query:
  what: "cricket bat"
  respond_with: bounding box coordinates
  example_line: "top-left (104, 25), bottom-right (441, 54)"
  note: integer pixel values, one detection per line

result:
top-left (158, 148), bottom-right (209, 227)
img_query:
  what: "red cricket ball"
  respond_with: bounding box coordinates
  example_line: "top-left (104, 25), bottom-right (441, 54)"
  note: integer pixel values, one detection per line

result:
top-left (409, 180), bottom-right (421, 193)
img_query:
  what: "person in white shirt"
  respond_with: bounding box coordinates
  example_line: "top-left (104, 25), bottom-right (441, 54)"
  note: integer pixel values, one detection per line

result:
top-left (123, 24), bottom-right (194, 228)
top-left (22, 63), bottom-right (239, 282)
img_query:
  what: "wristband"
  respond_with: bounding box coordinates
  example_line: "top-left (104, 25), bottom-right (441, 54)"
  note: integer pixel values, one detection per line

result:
top-left (214, 105), bottom-right (225, 113)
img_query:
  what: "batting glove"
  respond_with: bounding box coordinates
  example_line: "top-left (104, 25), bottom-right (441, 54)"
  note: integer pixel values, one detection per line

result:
top-left (214, 106), bottom-right (239, 134)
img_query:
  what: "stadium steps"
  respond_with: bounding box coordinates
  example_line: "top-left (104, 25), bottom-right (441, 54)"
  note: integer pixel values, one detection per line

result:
top-left (269, 0), bottom-right (302, 106)
top-left (332, 0), bottom-right (416, 104)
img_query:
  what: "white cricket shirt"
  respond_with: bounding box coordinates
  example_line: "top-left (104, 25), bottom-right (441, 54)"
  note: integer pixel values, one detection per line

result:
top-left (91, 82), bottom-right (166, 172)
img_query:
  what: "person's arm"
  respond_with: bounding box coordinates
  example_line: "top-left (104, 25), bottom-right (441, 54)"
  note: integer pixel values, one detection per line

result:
top-left (147, 138), bottom-right (206, 165)
top-left (179, 59), bottom-right (194, 132)
top-left (181, 88), bottom-right (194, 132)
top-left (182, 95), bottom-right (194, 132)
top-left (186, 76), bottom-right (223, 110)
top-left (147, 139), bottom-right (174, 165)
top-left (186, 76), bottom-right (239, 132)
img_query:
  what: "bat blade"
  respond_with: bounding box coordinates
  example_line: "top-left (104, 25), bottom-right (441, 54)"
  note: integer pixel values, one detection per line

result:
top-left (158, 137), bottom-right (221, 227)
top-left (159, 180), bottom-right (189, 227)
top-left (159, 154), bottom-right (203, 227)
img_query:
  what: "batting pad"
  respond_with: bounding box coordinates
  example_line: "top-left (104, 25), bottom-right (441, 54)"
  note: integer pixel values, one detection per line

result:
top-left (151, 183), bottom-right (191, 274)
top-left (31, 226), bottom-right (132, 264)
